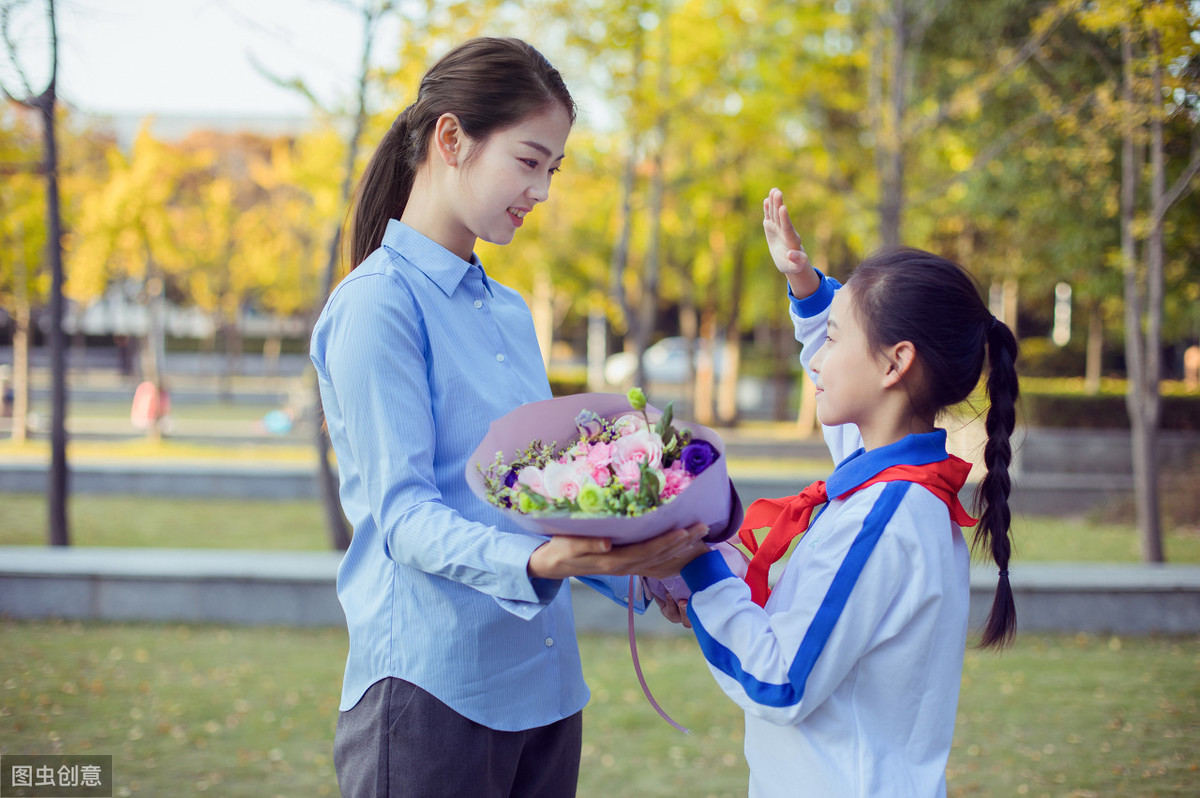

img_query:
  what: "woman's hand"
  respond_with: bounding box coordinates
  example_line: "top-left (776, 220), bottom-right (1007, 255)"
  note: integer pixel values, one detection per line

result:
top-left (527, 523), bottom-right (710, 581)
top-left (763, 187), bottom-right (820, 299)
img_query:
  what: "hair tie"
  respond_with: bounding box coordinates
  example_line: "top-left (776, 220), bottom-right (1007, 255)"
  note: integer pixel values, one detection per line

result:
top-left (998, 569), bottom-right (1009, 577)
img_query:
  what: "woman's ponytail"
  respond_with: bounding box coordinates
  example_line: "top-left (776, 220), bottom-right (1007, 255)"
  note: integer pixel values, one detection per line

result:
top-left (349, 109), bottom-right (418, 269)
top-left (973, 317), bottom-right (1020, 649)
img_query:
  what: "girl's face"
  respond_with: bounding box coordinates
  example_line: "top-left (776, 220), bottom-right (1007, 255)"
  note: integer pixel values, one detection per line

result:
top-left (809, 288), bottom-right (891, 431)
top-left (451, 103), bottom-right (571, 254)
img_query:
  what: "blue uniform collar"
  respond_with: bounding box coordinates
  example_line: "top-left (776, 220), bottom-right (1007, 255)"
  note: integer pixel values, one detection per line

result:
top-left (825, 430), bottom-right (951, 498)
top-left (381, 219), bottom-right (493, 297)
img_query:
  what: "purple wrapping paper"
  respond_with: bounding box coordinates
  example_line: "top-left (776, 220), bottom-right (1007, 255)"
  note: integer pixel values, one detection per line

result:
top-left (466, 392), bottom-right (743, 545)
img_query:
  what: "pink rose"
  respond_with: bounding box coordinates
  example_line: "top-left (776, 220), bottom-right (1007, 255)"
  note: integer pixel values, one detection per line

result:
top-left (585, 441), bottom-right (614, 470)
top-left (542, 460), bottom-right (589, 502)
top-left (612, 428), bottom-right (663, 471)
top-left (614, 459), bottom-right (643, 490)
top-left (613, 415), bottom-right (648, 437)
top-left (517, 465), bottom-right (547, 497)
top-left (590, 465), bottom-right (611, 486)
top-left (660, 460), bottom-right (693, 500)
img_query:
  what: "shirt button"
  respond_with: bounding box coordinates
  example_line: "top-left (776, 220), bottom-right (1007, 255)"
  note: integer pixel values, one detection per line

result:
top-left (496, 353), bottom-right (505, 362)
top-left (473, 299), bottom-right (483, 309)
top-left (544, 637), bottom-right (554, 647)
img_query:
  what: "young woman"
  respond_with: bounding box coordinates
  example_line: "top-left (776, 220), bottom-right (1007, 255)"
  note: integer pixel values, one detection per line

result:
top-left (310, 38), bottom-right (707, 798)
top-left (658, 188), bottom-right (1019, 797)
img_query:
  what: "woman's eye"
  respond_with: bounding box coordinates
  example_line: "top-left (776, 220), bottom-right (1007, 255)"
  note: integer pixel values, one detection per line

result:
top-left (521, 159), bottom-right (539, 169)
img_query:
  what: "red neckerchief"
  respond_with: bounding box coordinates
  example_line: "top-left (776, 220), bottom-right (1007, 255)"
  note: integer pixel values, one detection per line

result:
top-left (737, 456), bottom-right (977, 607)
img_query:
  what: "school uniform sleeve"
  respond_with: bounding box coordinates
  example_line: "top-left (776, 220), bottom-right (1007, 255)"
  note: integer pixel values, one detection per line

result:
top-left (315, 270), bottom-right (553, 614)
top-left (787, 272), bottom-right (863, 464)
top-left (681, 482), bottom-right (939, 727)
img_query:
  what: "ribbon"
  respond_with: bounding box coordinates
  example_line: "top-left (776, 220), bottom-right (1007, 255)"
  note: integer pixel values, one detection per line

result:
top-left (627, 575), bottom-right (691, 734)
top-left (738, 456), bottom-right (977, 607)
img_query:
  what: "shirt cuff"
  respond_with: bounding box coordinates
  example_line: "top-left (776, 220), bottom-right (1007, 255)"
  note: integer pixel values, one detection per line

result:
top-left (492, 535), bottom-right (562, 619)
top-left (788, 269), bottom-right (839, 318)
top-left (681, 549), bottom-right (737, 593)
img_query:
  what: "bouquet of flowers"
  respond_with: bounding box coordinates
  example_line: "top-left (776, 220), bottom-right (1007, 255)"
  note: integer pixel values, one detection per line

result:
top-left (466, 389), bottom-right (741, 545)
top-left (467, 388), bottom-right (745, 734)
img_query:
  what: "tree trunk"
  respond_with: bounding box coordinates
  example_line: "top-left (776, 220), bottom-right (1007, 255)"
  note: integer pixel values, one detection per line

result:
top-left (636, 10), bottom-right (670, 391)
top-left (586, 306), bottom-right (606, 391)
top-left (1137, 33), bottom-right (1167, 562)
top-left (38, 1), bottom-right (68, 545)
top-left (308, 3), bottom-right (385, 552)
top-left (215, 304), bottom-right (243, 405)
top-left (1084, 301), bottom-right (1103, 395)
top-left (531, 266), bottom-right (554, 369)
top-left (263, 333), bottom-right (282, 379)
top-left (1120, 25), bottom-right (1163, 563)
top-left (141, 271), bottom-right (167, 442)
top-left (611, 26), bottom-right (643, 385)
top-left (11, 240), bottom-right (31, 443)
top-left (717, 220), bottom-right (748, 426)
top-left (878, 0), bottom-right (908, 249)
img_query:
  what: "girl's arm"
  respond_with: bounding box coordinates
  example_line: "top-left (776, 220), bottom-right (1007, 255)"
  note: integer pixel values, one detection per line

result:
top-left (763, 188), bottom-right (863, 462)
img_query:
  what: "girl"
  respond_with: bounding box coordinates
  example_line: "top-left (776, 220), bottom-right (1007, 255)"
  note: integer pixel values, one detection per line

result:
top-left (661, 188), bottom-right (1018, 797)
top-left (310, 38), bottom-right (707, 798)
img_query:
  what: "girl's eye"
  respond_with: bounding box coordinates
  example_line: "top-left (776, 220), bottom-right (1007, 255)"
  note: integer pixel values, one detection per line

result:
top-left (548, 166), bottom-right (560, 176)
top-left (521, 159), bottom-right (539, 169)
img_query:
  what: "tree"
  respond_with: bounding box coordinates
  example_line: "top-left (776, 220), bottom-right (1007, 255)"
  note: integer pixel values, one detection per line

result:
top-left (70, 125), bottom-right (206, 441)
top-left (1079, 0), bottom-right (1200, 562)
top-left (1, 0), bottom-right (67, 544)
top-left (0, 104), bottom-right (45, 444)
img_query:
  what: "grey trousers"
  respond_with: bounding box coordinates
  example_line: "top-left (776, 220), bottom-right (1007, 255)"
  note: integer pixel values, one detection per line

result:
top-left (334, 677), bottom-right (582, 798)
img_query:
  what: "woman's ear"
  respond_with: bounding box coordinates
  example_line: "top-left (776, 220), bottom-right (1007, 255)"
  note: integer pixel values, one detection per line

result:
top-left (881, 341), bottom-right (918, 388)
top-left (433, 113), bottom-right (464, 167)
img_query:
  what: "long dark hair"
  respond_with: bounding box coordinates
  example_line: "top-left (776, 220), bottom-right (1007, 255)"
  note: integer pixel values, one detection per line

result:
top-left (846, 247), bottom-right (1020, 649)
top-left (349, 37), bottom-right (576, 267)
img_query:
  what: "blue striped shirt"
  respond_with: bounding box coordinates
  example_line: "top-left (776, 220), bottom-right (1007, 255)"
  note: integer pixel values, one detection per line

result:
top-left (310, 220), bottom-right (626, 730)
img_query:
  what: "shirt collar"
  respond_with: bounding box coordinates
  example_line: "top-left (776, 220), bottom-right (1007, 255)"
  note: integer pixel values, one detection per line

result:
top-left (825, 429), bottom-right (951, 498)
top-left (381, 219), bottom-right (493, 297)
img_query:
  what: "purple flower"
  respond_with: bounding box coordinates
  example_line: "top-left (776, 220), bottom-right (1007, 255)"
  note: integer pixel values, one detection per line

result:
top-left (504, 469), bottom-right (519, 489)
top-left (680, 440), bottom-right (719, 475)
top-left (575, 409), bottom-right (604, 439)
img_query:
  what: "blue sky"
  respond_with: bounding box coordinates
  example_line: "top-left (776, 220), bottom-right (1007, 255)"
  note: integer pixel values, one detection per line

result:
top-left (6, 0), bottom-right (398, 117)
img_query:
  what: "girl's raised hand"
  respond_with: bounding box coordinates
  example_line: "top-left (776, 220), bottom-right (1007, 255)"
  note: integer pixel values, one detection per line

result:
top-left (763, 188), bottom-right (820, 298)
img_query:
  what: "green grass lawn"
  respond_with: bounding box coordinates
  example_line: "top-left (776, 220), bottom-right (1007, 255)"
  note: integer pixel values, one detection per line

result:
top-left (0, 621), bottom-right (1195, 797)
top-left (3, 492), bottom-right (1198, 562)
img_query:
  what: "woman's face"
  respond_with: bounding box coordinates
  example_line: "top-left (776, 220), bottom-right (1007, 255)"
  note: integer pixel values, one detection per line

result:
top-left (451, 103), bottom-right (572, 253)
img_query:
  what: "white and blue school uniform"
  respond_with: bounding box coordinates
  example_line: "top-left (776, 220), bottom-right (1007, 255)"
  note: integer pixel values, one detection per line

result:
top-left (680, 272), bottom-right (971, 797)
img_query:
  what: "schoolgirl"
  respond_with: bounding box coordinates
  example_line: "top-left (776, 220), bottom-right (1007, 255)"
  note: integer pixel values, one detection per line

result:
top-left (662, 188), bottom-right (1019, 797)
top-left (310, 38), bottom-right (707, 798)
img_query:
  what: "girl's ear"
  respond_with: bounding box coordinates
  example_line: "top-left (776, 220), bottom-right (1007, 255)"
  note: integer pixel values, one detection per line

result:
top-left (433, 113), bottom-right (464, 167)
top-left (882, 341), bottom-right (918, 388)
